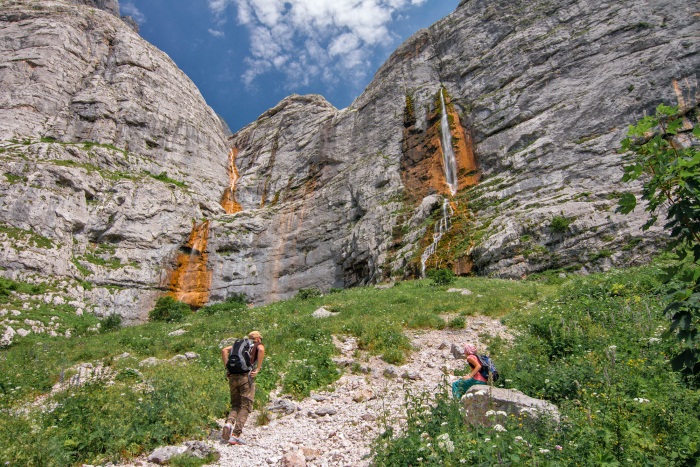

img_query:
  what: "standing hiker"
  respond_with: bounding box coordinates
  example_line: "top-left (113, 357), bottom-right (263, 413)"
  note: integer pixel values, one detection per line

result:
top-left (221, 330), bottom-right (265, 445)
top-left (451, 343), bottom-right (487, 399)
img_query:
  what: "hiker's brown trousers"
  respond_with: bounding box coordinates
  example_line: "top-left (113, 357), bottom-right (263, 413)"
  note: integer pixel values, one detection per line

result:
top-left (226, 373), bottom-right (255, 436)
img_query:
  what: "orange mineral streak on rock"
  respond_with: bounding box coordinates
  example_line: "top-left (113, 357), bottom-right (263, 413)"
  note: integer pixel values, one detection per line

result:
top-left (401, 91), bottom-right (480, 203)
top-left (221, 147), bottom-right (243, 214)
top-left (167, 220), bottom-right (212, 309)
top-left (447, 105), bottom-right (480, 191)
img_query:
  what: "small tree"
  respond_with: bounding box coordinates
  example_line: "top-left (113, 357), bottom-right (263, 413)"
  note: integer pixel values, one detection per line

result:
top-left (617, 103), bottom-right (700, 385)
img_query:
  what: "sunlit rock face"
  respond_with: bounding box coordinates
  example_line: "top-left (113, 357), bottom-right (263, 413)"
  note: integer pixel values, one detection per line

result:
top-left (0, 0), bottom-right (228, 321)
top-left (211, 0), bottom-right (698, 303)
top-left (1, 0), bottom-right (699, 318)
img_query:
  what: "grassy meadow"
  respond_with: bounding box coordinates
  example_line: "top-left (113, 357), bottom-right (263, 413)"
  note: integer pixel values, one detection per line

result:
top-left (0, 263), bottom-right (698, 466)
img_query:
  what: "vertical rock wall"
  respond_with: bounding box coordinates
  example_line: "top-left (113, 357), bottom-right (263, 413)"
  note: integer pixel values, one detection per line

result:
top-left (210, 0), bottom-right (699, 304)
top-left (0, 0), bottom-right (228, 320)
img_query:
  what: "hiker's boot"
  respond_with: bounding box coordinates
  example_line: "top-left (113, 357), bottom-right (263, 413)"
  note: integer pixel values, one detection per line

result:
top-left (221, 423), bottom-right (233, 441)
top-left (228, 436), bottom-right (247, 445)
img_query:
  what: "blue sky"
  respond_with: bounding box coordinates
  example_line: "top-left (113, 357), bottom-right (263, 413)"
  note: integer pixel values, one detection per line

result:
top-left (120, 0), bottom-right (460, 133)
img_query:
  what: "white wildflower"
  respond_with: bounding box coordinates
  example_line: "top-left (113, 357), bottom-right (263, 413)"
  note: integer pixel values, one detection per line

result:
top-left (484, 438), bottom-right (491, 442)
top-left (496, 411), bottom-right (507, 417)
top-left (609, 345), bottom-right (617, 350)
top-left (493, 424), bottom-right (507, 432)
top-left (539, 448), bottom-right (550, 454)
top-left (485, 410), bottom-right (496, 416)
top-left (648, 338), bottom-right (661, 344)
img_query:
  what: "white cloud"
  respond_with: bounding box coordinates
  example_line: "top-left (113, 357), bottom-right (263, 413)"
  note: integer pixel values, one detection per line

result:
top-left (120, 2), bottom-right (146, 24)
top-left (208, 29), bottom-right (226, 37)
top-left (210, 0), bottom-right (430, 89)
top-left (208, 0), bottom-right (231, 17)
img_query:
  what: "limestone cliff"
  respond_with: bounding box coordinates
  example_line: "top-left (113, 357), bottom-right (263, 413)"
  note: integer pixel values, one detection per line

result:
top-left (211, 0), bottom-right (699, 303)
top-left (0, 0), bottom-right (699, 320)
top-left (0, 0), bottom-right (228, 321)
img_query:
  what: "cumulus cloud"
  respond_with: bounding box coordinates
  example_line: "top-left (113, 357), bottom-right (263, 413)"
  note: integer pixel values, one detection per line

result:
top-left (209, 0), bottom-right (428, 88)
top-left (208, 28), bottom-right (226, 37)
top-left (121, 2), bottom-right (146, 24)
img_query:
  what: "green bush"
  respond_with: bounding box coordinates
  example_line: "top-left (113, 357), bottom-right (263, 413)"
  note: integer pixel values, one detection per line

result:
top-left (447, 315), bottom-right (465, 329)
top-left (296, 288), bottom-right (322, 300)
top-left (381, 347), bottom-right (405, 365)
top-left (550, 215), bottom-right (573, 233)
top-left (149, 296), bottom-right (192, 323)
top-left (99, 314), bottom-right (122, 333)
top-left (427, 268), bottom-right (456, 286)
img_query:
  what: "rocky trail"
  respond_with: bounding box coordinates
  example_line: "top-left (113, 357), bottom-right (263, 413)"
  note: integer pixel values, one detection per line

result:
top-left (117, 315), bottom-right (512, 467)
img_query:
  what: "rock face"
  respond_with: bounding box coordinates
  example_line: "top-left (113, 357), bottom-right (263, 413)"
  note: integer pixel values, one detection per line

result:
top-left (0, 0), bottom-right (228, 321)
top-left (67, 0), bottom-right (119, 16)
top-left (0, 0), bottom-right (699, 319)
top-left (212, 0), bottom-right (699, 303)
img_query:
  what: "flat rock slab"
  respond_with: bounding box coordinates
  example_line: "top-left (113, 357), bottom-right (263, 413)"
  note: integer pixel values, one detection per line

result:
top-left (463, 386), bottom-right (560, 427)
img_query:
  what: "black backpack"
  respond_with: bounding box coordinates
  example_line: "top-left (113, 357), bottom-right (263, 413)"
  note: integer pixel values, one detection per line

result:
top-left (226, 338), bottom-right (255, 374)
top-left (477, 355), bottom-right (500, 382)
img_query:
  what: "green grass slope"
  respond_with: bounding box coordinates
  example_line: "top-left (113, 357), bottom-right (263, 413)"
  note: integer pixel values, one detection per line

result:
top-left (0, 265), bottom-right (698, 466)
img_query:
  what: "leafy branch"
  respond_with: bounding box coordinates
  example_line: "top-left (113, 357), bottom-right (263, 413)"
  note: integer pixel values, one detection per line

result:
top-left (617, 103), bottom-right (700, 385)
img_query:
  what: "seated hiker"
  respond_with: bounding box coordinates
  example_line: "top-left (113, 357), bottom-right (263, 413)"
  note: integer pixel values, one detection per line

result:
top-left (451, 343), bottom-right (487, 399)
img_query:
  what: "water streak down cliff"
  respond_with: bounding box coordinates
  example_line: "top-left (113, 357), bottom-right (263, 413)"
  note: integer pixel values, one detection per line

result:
top-left (439, 89), bottom-right (459, 196)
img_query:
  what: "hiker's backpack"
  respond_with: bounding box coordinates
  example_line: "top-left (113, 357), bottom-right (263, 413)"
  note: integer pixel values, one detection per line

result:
top-left (477, 355), bottom-right (500, 382)
top-left (226, 338), bottom-right (255, 374)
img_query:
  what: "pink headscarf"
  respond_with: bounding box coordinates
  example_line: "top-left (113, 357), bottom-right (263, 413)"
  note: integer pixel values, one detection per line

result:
top-left (464, 344), bottom-right (477, 355)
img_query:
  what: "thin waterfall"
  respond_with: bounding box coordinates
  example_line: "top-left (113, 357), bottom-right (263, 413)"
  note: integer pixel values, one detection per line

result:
top-left (421, 198), bottom-right (454, 277)
top-left (440, 89), bottom-right (459, 196)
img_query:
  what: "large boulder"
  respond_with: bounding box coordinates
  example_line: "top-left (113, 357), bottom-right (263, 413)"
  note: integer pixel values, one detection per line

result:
top-left (462, 385), bottom-right (559, 427)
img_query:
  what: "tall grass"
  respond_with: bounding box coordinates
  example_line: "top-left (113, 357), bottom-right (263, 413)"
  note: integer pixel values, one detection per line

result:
top-left (373, 265), bottom-right (700, 465)
top-left (0, 276), bottom-right (548, 465)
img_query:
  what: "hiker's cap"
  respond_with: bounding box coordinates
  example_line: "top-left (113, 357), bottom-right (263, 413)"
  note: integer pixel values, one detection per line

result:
top-left (464, 344), bottom-right (477, 355)
top-left (248, 330), bottom-right (262, 340)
